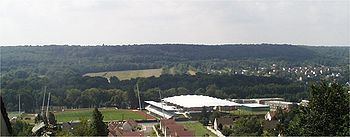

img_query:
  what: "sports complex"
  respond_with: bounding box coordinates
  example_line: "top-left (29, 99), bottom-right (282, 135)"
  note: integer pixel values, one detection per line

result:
top-left (145, 95), bottom-right (243, 119)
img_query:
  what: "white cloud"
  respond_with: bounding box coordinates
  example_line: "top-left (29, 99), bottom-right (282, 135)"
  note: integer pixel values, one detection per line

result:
top-left (0, 0), bottom-right (348, 46)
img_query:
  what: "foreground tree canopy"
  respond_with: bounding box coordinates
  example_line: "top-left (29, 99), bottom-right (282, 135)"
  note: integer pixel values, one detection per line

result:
top-left (281, 81), bottom-right (350, 136)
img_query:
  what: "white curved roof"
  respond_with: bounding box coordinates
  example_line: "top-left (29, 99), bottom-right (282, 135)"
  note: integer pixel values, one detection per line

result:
top-left (162, 95), bottom-right (241, 108)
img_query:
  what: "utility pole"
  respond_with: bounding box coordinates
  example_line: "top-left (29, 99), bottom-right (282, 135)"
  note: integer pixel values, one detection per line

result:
top-left (136, 82), bottom-right (142, 111)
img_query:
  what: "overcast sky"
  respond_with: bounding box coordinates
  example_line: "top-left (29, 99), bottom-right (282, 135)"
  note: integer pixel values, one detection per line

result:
top-left (0, 0), bottom-right (349, 46)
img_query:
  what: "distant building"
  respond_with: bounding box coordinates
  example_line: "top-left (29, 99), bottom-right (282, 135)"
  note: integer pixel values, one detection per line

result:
top-left (265, 101), bottom-right (297, 111)
top-left (145, 95), bottom-right (240, 119)
top-left (213, 117), bottom-right (236, 130)
top-left (251, 98), bottom-right (284, 104)
top-left (161, 95), bottom-right (240, 113)
top-left (232, 99), bottom-right (257, 104)
top-left (159, 119), bottom-right (194, 137)
top-left (239, 103), bottom-right (270, 112)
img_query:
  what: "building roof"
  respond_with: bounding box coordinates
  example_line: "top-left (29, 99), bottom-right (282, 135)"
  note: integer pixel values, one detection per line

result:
top-left (160, 119), bottom-right (194, 137)
top-left (145, 105), bottom-right (174, 119)
top-left (145, 101), bottom-right (178, 111)
top-left (265, 101), bottom-right (294, 105)
top-left (241, 103), bottom-right (270, 108)
top-left (126, 119), bottom-right (138, 127)
top-left (162, 95), bottom-right (241, 108)
top-left (216, 117), bottom-right (234, 125)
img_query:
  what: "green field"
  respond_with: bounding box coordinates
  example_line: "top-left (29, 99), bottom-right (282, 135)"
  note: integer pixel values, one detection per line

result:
top-left (180, 122), bottom-right (217, 137)
top-left (54, 108), bottom-right (146, 122)
top-left (83, 68), bottom-right (163, 81)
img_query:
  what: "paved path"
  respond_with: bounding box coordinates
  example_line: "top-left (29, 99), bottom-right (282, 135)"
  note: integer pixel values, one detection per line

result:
top-left (206, 126), bottom-right (226, 137)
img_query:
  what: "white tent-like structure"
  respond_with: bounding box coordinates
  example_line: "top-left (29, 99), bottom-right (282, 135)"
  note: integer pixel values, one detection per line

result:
top-left (162, 95), bottom-right (241, 108)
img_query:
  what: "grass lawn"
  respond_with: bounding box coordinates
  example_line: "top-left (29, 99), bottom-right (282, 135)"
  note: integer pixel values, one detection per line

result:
top-left (180, 122), bottom-right (217, 137)
top-left (83, 68), bottom-right (163, 81)
top-left (55, 108), bottom-right (146, 122)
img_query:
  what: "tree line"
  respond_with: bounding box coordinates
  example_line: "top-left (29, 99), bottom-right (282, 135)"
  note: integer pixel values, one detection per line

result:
top-left (1, 71), bottom-right (307, 112)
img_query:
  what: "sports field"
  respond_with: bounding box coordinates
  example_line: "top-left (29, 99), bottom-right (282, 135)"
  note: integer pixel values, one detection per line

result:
top-left (54, 108), bottom-right (149, 122)
top-left (83, 68), bottom-right (162, 81)
top-left (180, 122), bottom-right (217, 136)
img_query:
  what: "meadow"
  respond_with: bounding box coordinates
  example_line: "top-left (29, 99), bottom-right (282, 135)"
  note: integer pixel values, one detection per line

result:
top-left (54, 108), bottom-right (147, 122)
top-left (83, 68), bottom-right (163, 81)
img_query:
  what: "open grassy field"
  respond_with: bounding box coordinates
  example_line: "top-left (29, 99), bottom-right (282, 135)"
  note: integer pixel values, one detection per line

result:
top-left (54, 108), bottom-right (147, 122)
top-left (83, 68), bottom-right (163, 81)
top-left (180, 122), bottom-right (217, 137)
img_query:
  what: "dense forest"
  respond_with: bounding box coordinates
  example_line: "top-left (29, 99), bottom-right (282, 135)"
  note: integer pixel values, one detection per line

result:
top-left (0, 44), bottom-right (348, 112)
top-left (1, 44), bottom-right (348, 75)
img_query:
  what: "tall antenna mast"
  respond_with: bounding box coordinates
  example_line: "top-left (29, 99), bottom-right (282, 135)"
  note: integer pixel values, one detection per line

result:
top-left (136, 82), bottom-right (142, 111)
top-left (41, 86), bottom-right (47, 114)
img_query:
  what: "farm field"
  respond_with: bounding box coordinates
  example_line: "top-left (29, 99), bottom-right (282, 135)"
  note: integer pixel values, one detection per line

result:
top-left (54, 108), bottom-right (148, 122)
top-left (83, 68), bottom-right (163, 81)
top-left (180, 121), bottom-right (217, 136)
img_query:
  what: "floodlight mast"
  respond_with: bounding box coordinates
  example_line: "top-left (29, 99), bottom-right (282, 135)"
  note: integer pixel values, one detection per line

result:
top-left (158, 90), bottom-right (165, 119)
top-left (136, 82), bottom-right (142, 111)
top-left (41, 86), bottom-right (47, 114)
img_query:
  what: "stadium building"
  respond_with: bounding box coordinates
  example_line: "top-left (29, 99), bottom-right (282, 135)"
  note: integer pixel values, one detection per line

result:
top-left (145, 95), bottom-right (241, 119)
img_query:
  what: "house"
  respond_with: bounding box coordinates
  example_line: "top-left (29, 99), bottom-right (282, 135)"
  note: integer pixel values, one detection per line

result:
top-left (263, 111), bottom-right (279, 131)
top-left (213, 117), bottom-right (235, 130)
top-left (122, 119), bottom-right (139, 131)
top-left (108, 121), bottom-right (144, 137)
top-left (159, 119), bottom-right (194, 137)
top-left (265, 111), bottom-right (277, 121)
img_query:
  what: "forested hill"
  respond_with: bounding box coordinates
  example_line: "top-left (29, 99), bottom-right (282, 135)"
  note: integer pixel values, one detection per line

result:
top-left (1, 44), bottom-right (348, 75)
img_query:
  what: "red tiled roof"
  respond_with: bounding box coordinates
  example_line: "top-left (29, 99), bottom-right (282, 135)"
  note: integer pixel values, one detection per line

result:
top-left (160, 119), bottom-right (194, 137)
top-left (160, 119), bottom-right (176, 126)
top-left (126, 119), bottom-right (138, 127)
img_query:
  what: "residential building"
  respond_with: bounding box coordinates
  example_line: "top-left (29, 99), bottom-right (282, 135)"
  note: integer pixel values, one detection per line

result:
top-left (265, 101), bottom-right (297, 111)
top-left (159, 119), bottom-right (194, 137)
top-left (213, 117), bottom-right (235, 130)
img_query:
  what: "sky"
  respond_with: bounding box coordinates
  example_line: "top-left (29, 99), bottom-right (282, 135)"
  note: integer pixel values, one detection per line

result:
top-left (0, 0), bottom-right (349, 46)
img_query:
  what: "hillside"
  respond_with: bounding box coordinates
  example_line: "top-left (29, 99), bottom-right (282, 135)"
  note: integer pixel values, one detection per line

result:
top-left (1, 44), bottom-right (348, 76)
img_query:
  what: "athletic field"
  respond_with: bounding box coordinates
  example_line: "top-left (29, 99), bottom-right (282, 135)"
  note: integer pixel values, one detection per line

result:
top-left (83, 68), bottom-right (163, 81)
top-left (54, 108), bottom-right (153, 122)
